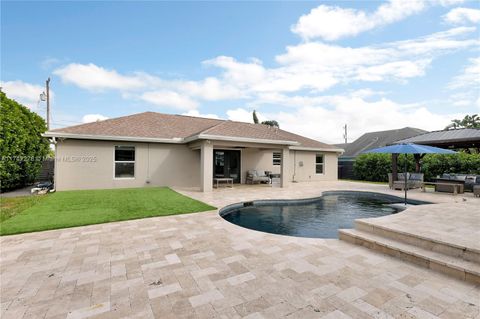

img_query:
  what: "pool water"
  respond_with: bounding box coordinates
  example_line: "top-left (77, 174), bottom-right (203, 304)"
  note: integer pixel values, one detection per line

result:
top-left (220, 192), bottom-right (427, 238)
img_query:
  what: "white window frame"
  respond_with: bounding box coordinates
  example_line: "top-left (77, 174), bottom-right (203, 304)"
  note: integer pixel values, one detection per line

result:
top-left (113, 146), bottom-right (136, 179)
top-left (315, 153), bottom-right (324, 175)
top-left (273, 152), bottom-right (282, 166)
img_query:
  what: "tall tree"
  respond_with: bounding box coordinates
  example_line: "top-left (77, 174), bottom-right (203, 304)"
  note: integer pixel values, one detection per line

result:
top-left (261, 120), bottom-right (280, 128)
top-left (0, 91), bottom-right (50, 191)
top-left (252, 110), bottom-right (259, 124)
top-left (445, 114), bottom-right (480, 129)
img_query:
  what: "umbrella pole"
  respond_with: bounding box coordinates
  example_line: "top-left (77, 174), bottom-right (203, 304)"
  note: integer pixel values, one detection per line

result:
top-left (404, 153), bottom-right (407, 205)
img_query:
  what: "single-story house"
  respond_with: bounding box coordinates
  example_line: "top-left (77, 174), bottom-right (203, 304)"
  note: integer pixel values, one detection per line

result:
top-left (44, 112), bottom-right (343, 192)
top-left (335, 127), bottom-right (426, 179)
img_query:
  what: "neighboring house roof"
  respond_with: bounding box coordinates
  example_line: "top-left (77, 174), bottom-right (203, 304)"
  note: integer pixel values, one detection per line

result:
top-left (394, 128), bottom-right (480, 148)
top-left (45, 111), bottom-right (341, 152)
top-left (340, 127), bottom-right (427, 158)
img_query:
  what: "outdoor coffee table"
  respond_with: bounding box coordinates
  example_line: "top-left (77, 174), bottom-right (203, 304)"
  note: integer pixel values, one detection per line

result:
top-left (213, 178), bottom-right (233, 188)
top-left (421, 182), bottom-right (463, 195)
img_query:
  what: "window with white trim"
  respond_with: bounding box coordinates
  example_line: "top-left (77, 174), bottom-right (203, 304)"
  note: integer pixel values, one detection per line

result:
top-left (114, 146), bottom-right (135, 178)
top-left (273, 152), bottom-right (281, 166)
top-left (315, 154), bottom-right (324, 174)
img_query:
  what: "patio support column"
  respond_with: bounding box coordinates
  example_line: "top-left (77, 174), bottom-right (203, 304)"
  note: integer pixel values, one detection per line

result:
top-left (281, 147), bottom-right (290, 188)
top-left (200, 140), bottom-right (213, 192)
top-left (392, 154), bottom-right (398, 181)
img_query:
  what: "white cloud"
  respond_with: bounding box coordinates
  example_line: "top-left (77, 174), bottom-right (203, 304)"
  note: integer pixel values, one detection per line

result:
top-left (274, 27), bottom-right (478, 87)
top-left (41, 57), bottom-right (64, 70)
top-left (447, 57), bottom-right (480, 108)
top-left (444, 7), bottom-right (480, 24)
top-left (393, 26), bottom-right (478, 55)
top-left (452, 99), bottom-right (470, 106)
top-left (140, 90), bottom-right (198, 110)
top-left (44, 5), bottom-right (477, 132)
top-left (290, 0), bottom-right (462, 41)
top-left (181, 110), bottom-right (219, 119)
top-left (177, 77), bottom-right (243, 101)
top-left (356, 59), bottom-right (431, 81)
top-left (254, 94), bottom-right (462, 143)
top-left (226, 108), bottom-right (267, 123)
top-left (54, 63), bottom-right (146, 91)
top-left (50, 25), bottom-right (478, 112)
top-left (82, 114), bottom-right (109, 123)
top-left (449, 57), bottom-right (480, 89)
top-left (0, 80), bottom-right (48, 109)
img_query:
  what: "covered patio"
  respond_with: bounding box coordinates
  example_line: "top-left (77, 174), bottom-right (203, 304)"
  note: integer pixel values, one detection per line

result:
top-left (190, 139), bottom-right (293, 192)
top-left (189, 138), bottom-right (341, 192)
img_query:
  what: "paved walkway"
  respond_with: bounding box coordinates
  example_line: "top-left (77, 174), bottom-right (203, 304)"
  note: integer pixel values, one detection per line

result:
top-left (0, 186), bottom-right (34, 198)
top-left (1, 181), bottom-right (479, 318)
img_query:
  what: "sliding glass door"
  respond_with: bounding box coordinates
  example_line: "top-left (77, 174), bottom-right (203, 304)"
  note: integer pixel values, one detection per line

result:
top-left (213, 150), bottom-right (241, 183)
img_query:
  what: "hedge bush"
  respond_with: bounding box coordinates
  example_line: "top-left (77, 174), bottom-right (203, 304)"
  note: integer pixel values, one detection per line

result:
top-left (0, 91), bottom-right (50, 191)
top-left (353, 152), bottom-right (480, 182)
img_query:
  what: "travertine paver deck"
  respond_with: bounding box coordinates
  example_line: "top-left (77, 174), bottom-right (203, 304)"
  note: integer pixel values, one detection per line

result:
top-left (1, 181), bottom-right (479, 319)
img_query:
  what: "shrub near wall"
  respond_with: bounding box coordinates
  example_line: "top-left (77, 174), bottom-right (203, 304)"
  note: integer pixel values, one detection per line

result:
top-left (353, 153), bottom-right (392, 182)
top-left (353, 153), bottom-right (480, 182)
top-left (0, 91), bottom-right (49, 191)
top-left (422, 153), bottom-right (480, 180)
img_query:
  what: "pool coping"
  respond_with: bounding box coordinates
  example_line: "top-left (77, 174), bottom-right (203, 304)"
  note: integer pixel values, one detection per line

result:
top-left (218, 190), bottom-right (433, 217)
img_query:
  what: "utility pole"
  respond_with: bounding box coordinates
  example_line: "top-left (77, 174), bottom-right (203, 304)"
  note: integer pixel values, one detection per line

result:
top-left (46, 78), bottom-right (50, 130)
top-left (342, 124), bottom-right (348, 144)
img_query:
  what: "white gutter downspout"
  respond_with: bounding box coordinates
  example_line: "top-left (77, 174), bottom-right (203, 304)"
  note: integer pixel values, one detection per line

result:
top-left (51, 137), bottom-right (57, 192)
top-left (293, 150), bottom-right (297, 182)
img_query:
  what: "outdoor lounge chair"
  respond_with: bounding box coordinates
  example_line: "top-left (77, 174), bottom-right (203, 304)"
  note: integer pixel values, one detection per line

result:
top-left (392, 173), bottom-right (423, 190)
top-left (246, 170), bottom-right (271, 184)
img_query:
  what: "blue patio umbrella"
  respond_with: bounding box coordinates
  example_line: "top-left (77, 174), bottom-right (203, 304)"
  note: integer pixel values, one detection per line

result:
top-left (363, 143), bottom-right (456, 205)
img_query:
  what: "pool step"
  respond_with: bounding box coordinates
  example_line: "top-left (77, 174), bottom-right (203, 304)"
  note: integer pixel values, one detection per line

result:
top-left (339, 228), bottom-right (480, 284)
top-left (355, 219), bottom-right (480, 264)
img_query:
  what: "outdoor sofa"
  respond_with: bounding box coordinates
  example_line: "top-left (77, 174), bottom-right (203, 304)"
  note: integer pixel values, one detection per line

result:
top-left (389, 173), bottom-right (424, 190)
top-left (437, 174), bottom-right (480, 193)
top-left (246, 170), bottom-right (271, 184)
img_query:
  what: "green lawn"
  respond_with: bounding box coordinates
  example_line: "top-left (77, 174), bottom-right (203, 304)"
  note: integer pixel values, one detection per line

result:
top-left (0, 187), bottom-right (216, 236)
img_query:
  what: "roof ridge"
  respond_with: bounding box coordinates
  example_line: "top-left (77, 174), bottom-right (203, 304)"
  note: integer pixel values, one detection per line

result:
top-left (169, 112), bottom-right (225, 122)
top-left (186, 121), bottom-right (229, 138)
top-left (49, 112), bottom-right (153, 132)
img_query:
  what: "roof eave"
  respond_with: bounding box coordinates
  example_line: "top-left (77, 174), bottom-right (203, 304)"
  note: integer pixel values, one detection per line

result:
top-left (185, 134), bottom-right (300, 146)
top-left (42, 132), bottom-right (184, 144)
top-left (290, 146), bottom-right (344, 153)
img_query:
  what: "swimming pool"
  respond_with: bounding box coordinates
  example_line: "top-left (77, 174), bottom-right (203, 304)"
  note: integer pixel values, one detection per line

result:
top-left (220, 191), bottom-right (430, 238)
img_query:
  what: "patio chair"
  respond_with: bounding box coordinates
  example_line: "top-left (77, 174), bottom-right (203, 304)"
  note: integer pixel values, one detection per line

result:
top-left (408, 173), bottom-right (424, 189)
top-left (393, 173), bottom-right (410, 190)
top-left (474, 185), bottom-right (480, 197)
top-left (392, 173), bottom-right (423, 190)
top-left (246, 170), bottom-right (271, 184)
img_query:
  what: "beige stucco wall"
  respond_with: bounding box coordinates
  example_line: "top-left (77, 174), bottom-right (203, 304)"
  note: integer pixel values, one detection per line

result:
top-left (54, 139), bottom-right (339, 191)
top-left (289, 150), bottom-right (338, 182)
top-left (55, 139), bottom-right (200, 191)
top-left (241, 148), bottom-right (281, 183)
top-left (213, 147), bottom-right (337, 184)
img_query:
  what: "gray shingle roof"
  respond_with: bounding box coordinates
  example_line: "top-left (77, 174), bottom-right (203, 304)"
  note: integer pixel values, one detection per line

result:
top-left (340, 127), bottom-right (427, 158)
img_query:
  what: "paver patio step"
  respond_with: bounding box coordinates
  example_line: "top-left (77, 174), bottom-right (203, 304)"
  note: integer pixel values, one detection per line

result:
top-left (355, 219), bottom-right (480, 264)
top-left (339, 228), bottom-right (480, 284)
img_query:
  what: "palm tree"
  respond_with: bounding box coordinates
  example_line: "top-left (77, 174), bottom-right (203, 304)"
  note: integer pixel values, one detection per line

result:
top-left (252, 110), bottom-right (259, 124)
top-left (445, 114), bottom-right (480, 130)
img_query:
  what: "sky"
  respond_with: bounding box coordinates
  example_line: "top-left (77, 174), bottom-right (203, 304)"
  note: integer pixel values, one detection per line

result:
top-left (1, 0), bottom-right (479, 144)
